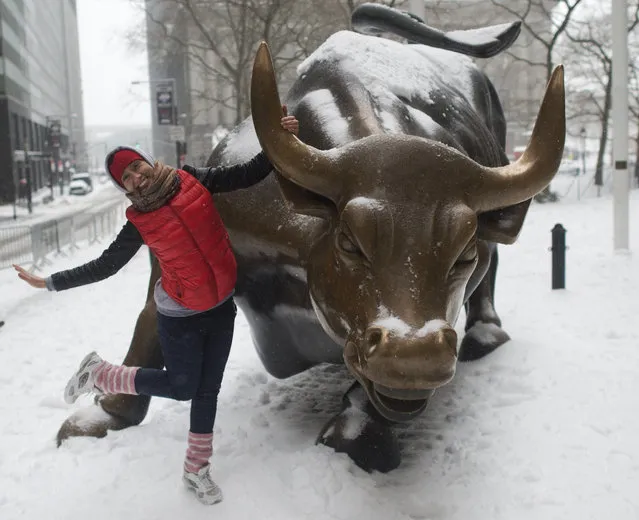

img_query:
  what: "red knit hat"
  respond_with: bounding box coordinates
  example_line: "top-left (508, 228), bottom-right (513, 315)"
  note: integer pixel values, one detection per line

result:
top-left (105, 146), bottom-right (154, 192)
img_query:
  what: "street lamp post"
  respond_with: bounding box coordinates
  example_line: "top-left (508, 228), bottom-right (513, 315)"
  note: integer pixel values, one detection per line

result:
top-left (132, 78), bottom-right (176, 92)
top-left (24, 131), bottom-right (32, 214)
top-left (12, 151), bottom-right (19, 220)
top-left (612, 0), bottom-right (629, 252)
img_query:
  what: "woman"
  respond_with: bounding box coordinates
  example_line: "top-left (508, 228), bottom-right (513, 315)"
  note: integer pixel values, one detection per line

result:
top-left (13, 107), bottom-right (299, 505)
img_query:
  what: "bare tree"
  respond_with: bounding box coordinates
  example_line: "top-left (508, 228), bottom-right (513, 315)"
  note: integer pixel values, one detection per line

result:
top-left (627, 38), bottom-right (639, 185)
top-left (563, 2), bottom-right (639, 189)
top-left (137, 0), bottom-right (318, 126)
top-left (491, 0), bottom-right (585, 81)
top-left (130, 0), bottom-right (407, 129)
top-left (486, 0), bottom-right (586, 201)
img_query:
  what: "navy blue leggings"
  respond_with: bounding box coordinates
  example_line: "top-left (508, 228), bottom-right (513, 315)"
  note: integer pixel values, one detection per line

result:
top-left (134, 298), bottom-right (236, 434)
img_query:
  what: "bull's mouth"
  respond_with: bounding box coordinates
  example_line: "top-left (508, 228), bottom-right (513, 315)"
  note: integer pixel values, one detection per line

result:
top-left (344, 351), bottom-right (434, 422)
top-left (342, 337), bottom-right (450, 422)
top-left (362, 377), bottom-right (434, 422)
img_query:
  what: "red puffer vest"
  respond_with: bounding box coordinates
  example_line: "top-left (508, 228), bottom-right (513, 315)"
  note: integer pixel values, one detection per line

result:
top-left (126, 170), bottom-right (237, 311)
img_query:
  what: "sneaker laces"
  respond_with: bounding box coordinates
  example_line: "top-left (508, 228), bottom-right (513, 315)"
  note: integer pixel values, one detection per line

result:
top-left (202, 474), bottom-right (220, 493)
top-left (188, 467), bottom-right (220, 494)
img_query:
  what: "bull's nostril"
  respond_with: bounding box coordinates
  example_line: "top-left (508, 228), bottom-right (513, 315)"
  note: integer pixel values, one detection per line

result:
top-left (365, 327), bottom-right (384, 353)
top-left (441, 328), bottom-right (458, 357)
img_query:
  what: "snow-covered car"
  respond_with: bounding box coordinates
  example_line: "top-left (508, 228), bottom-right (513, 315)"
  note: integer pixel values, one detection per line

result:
top-left (69, 179), bottom-right (91, 195)
top-left (71, 172), bottom-right (93, 189)
top-left (69, 173), bottom-right (93, 195)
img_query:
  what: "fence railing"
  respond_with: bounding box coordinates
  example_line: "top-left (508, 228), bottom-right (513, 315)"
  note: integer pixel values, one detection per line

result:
top-left (0, 200), bottom-right (126, 271)
top-left (0, 226), bottom-right (32, 267)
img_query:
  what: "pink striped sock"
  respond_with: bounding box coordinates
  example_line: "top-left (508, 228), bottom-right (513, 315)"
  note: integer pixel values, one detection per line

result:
top-left (93, 361), bottom-right (139, 395)
top-left (184, 432), bottom-right (213, 474)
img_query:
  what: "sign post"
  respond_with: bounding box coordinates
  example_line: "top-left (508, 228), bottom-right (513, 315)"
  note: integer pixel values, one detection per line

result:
top-left (47, 119), bottom-right (63, 196)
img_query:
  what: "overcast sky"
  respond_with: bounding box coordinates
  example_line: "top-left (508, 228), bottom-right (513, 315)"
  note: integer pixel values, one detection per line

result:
top-left (77, 0), bottom-right (151, 127)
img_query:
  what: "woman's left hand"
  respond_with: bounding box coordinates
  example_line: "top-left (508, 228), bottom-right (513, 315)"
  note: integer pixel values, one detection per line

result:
top-left (13, 264), bottom-right (46, 289)
top-left (281, 105), bottom-right (299, 135)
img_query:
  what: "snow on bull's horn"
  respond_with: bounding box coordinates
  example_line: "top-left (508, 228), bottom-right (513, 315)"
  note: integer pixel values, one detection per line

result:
top-left (469, 65), bottom-right (566, 212)
top-left (251, 41), bottom-right (341, 201)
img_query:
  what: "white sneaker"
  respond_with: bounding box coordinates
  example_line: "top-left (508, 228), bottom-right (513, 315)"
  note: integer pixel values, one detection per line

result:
top-left (183, 465), bottom-right (223, 505)
top-left (64, 351), bottom-right (103, 404)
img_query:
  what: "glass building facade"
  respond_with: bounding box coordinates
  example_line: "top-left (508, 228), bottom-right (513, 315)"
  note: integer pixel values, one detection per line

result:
top-left (0, 0), bottom-right (85, 204)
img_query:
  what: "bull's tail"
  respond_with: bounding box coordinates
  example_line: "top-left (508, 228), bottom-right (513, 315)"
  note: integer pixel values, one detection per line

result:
top-left (351, 3), bottom-right (520, 59)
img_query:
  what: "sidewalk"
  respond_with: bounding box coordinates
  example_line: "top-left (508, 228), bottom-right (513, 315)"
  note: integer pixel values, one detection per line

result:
top-left (0, 179), bottom-right (121, 228)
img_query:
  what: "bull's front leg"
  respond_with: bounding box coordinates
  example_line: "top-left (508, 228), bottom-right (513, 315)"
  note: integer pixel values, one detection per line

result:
top-left (459, 242), bottom-right (510, 361)
top-left (56, 254), bottom-right (163, 445)
top-left (316, 381), bottom-right (401, 473)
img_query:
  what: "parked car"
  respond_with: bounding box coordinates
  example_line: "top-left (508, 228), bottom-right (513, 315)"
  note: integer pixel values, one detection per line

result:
top-left (71, 172), bottom-right (93, 189)
top-left (69, 172), bottom-right (93, 196)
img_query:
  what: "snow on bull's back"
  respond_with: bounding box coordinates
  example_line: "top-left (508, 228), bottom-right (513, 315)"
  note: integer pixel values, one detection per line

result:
top-left (297, 31), bottom-right (478, 108)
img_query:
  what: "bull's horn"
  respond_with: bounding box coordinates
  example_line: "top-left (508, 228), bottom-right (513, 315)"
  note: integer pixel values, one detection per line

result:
top-left (251, 42), bottom-right (340, 201)
top-left (470, 65), bottom-right (565, 212)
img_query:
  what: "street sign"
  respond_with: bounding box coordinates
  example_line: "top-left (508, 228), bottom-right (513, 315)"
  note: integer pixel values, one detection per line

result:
top-left (48, 120), bottom-right (61, 148)
top-left (156, 84), bottom-right (175, 125)
top-left (169, 125), bottom-right (185, 142)
top-left (13, 150), bottom-right (25, 162)
top-left (157, 91), bottom-right (172, 105)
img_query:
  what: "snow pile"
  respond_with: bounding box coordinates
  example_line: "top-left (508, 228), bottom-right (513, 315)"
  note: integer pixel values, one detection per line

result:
top-left (0, 191), bottom-right (638, 519)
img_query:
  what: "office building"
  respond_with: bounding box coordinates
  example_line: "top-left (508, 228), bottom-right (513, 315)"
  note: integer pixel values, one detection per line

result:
top-left (0, 0), bottom-right (86, 204)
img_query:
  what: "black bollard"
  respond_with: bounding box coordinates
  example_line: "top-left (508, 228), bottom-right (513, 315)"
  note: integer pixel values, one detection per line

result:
top-left (550, 223), bottom-right (566, 289)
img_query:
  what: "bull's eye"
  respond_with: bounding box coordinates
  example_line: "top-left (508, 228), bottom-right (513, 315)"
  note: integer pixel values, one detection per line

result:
top-left (337, 231), bottom-right (360, 255)
top-left (457, 249), bottom-right (478, 265)
top-left (457, 236), bottom-right (478, 264)
top-left (448, 250), bottom-right (477, 279)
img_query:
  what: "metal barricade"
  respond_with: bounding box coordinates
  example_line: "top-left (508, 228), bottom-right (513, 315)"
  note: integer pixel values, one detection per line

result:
top-left (0, 226), bottom-right (33, 268)
top-left (0, 198), bottom-right (127, 271)
top-left (31, 221), bottom-right (62, 267)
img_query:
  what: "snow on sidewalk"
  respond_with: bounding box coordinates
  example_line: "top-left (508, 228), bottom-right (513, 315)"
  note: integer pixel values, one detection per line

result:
top-left (0, 192), bottom-right (637, 520)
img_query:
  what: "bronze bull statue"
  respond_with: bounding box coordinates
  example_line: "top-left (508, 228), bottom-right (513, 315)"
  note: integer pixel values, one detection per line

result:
top-left (57, 10), bottom-right (565, 473)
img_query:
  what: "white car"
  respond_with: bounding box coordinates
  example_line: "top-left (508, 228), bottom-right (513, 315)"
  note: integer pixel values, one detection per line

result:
top-left (69, 179), bottom-right (91, 195)
top-left (69, 173), bottom-right (94, 196)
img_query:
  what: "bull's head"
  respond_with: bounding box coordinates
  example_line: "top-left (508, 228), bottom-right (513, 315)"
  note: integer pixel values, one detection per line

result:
top-left (251, 42), bottom-right (565, 422)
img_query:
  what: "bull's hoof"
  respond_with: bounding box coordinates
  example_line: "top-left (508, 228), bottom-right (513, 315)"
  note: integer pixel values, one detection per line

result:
top-left (458, 321), bottom-right (510, 361)
top-left (56, 404), bottom-right (131, 447)
top-left (316, 411), bottom-right (401, 473)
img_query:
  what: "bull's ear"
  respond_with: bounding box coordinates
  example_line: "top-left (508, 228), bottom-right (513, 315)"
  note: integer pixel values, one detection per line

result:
top-left (276, 174), bottom-right (337, 220)
top-left (476, 199), bottom-right (531, 244)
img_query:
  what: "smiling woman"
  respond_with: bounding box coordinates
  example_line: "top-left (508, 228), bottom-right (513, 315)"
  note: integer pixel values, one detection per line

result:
top-left (12, 109), bottom-right (300, 506)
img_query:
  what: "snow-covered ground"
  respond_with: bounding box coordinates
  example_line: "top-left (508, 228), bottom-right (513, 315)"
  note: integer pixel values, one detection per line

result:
top-left (0, 190), bottom-right (638, 520)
